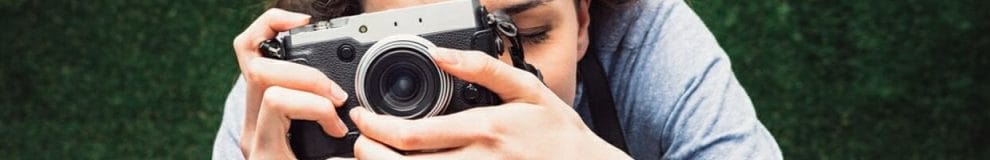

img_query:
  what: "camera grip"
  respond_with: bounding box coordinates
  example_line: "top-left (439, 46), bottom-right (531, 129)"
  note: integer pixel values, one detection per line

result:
top-left (289, 119), bottom-right (359, 159)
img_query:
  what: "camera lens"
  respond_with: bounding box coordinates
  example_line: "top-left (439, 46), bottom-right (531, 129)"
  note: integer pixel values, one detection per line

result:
top-left (385, 67), bottom-right (419, 102)
top-left (365, 49), bottom-right (440, 117)
top-left (355, 35), bottom-right (452, 119)
top-left (373, 49), bottom-right (437, 113)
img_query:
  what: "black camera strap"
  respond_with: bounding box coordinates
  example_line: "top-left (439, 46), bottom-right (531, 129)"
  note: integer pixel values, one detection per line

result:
top-left (486, 10), bottom-right (543, 80)
top-left (486, 8), bottom-right (627, 153)
top-left (578, 50), bottom-right (629, 153)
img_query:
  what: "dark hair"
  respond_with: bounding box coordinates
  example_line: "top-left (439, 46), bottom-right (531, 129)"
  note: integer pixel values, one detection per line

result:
top-left (267, 0), bottom-right (635, 22)
top-left (591, 0), bottom-right (636, 10)
top-left (267, 0), bottom-right (362, 21)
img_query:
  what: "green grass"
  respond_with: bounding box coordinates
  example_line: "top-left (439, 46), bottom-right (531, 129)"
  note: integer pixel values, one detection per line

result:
top-left (0, 0), bottom-right (260, 159)
top-left (690, 0), bottom-right (990, 159)
top-left (1, 0), bottom-right (988, 159)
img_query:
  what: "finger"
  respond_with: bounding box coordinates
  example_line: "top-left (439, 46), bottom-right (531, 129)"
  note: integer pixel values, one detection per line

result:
top-left (233, 8), bottom-right (310, 73)
top-left (234, 9), bottom-right (311, 158)
top-left (261, 86), bottom-right (349, 137)
top-left (430, 48), bottom-right (553, 104)
top-left (251, 105), bottom-right (296, 160)
top-left (349, 107), bottom-right (496, 150)
top-left (249, 58), bottom-right (349, 106)
top-left (353, 135), bottom-right (404, 160)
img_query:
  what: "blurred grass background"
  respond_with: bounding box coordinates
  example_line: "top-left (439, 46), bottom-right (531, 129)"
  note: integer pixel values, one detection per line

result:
top-left (1, 0), bottom-right (987, 159)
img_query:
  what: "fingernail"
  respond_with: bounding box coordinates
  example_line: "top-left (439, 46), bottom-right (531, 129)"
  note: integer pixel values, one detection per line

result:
top-left (431, 48), bottom-right (459, 65)
top-left (332, 87), bottom-right (349, 102)
top-left (336, 119), bottom-right (349, 136)
top-left (349, 107), bottom-right (363, 121)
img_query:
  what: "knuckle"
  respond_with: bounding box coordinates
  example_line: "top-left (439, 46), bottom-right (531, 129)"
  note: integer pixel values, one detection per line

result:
top-left (261, 87), bottom-right (287, 109)
top-left (302, 67), bottom-right (326, 84)
top-left (393, 127), bottom-right (423, 149)
top-left (261, 8), bottom-right (283, 17)
top-left (396, 138), bottom-right (424, 150)
top-left (317, 99), bottom-right (338, 118)
top-left (521, 74), bottom-right (543, 89)
top-left (322, 114), bottom-right (341, 126)
top-left (304, 68), bottom-right (336, 95)
top-left (233, 33), bottom-right (259, 54)
top-left (475, 117), bottom-right (503, 146)
top-left (244, 59), bottom-right (265, 82)
top-left (514, 73), bottom-right (549, 101)
top-left (232, 34), bottom-right (246, 49)
top-left (480, 58), bottom-right (505, 77)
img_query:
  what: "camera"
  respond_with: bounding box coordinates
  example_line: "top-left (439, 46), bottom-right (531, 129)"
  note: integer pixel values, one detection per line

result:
top-left (258, 0), bottom-right (539, 159)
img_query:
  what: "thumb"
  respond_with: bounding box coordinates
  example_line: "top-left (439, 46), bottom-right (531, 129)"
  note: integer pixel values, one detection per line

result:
top-left (430, 48), bottom-right (552, 104)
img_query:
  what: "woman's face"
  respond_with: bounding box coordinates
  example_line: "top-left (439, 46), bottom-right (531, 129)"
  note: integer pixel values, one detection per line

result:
top-left (363, 0), bottom-right (590, 105)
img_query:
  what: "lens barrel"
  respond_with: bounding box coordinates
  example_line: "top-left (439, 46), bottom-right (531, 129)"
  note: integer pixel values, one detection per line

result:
top-left (355, 35), bottom-right (452, 119)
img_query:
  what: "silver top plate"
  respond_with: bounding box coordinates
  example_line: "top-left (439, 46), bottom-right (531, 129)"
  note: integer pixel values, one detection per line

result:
top-left (290, 0), bottom-right (479, 46)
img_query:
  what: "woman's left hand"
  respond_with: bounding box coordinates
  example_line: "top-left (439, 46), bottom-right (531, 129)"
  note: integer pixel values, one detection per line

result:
top-left (349, 48), bottom-right (631, 159)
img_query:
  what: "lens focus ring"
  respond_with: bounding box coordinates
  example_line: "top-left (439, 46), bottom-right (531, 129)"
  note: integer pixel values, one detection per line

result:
top-left (355, 35), bottom-right (452, 119)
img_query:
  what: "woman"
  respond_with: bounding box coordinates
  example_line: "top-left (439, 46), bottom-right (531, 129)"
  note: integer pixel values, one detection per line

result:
top-left (213, 0), bottom-right (782, 159)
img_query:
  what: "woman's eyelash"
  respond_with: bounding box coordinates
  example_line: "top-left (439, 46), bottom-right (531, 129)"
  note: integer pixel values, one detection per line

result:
top-left (519, 31), bottom-right (549, 44)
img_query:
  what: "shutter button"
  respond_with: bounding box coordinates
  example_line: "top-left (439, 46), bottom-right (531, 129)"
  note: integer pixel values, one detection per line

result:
top-left (338, 44), bottom-right (356, 62)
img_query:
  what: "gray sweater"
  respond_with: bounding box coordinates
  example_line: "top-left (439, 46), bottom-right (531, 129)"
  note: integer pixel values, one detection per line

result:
top-left (212, 0), bottom-right (782, 159)
top-left (575, 0), bottom-right (781, 159)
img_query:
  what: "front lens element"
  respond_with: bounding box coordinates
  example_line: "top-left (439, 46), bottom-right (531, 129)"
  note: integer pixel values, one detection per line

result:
top-left (385, 67), bottom-right (419, 102)
top-left (354, 35), bottom-right (452, 119)
top-left (365, 49), bottom-right (438, 116)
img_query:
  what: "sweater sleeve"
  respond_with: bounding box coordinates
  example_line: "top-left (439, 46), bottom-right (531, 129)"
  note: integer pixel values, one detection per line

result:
top-left (211, 76), bottom-right (246, 160)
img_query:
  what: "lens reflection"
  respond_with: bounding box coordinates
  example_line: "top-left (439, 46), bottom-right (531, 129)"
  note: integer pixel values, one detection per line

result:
top-left (384, 67), bottom-right (421, 103)
top-left (365, 48), bottom-right (440, 117)
top-left (355, 35), bottom-right (454, 119)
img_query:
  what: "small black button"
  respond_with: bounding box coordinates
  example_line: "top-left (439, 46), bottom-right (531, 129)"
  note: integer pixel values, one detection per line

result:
top-left (463, 84), bottom-right (481, 105)
top-left (338, 44), bottom-right (356, 62)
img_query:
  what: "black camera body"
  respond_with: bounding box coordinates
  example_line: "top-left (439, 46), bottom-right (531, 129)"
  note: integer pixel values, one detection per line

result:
top-left (259, 0), bottom-right (519, 159)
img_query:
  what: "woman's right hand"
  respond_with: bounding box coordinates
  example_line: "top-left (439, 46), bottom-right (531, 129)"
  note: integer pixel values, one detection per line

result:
top-left (232, 8), bottom-right (350, 159)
